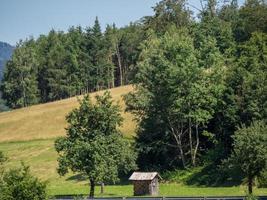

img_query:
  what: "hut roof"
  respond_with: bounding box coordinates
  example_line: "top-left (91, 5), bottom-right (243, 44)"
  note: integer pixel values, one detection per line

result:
top-left (129, 172), bottom-right (161, 181)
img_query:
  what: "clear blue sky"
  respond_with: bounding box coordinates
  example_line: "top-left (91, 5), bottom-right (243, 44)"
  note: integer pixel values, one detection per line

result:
top-left (0, 0), bottom-right (244, 46)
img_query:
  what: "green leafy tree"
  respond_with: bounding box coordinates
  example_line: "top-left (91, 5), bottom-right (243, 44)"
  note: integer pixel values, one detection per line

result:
top-left (0, 161), bottom-right (47, 200)
top-left (143, 0), bottom-right (192, 34)
top-left (0, 98), bottom-right (9, 112)
top-left (85, 17), bottom-right (116, 91)
top-left (125, 27), bottom-right (224, 169)
top-left (62, 26), bottom-right (84, 96)
top-left (1, 39), bottom-right (40, 108)
top-left (226, 121), bottom-right (267, 194)
top-left (0, 151), bottom-right (7, 175)
top-left (226, 32), bottom-right (267, 126)
top-left (45, 30), bottom-right (70, 101)
top-left (0, 151), bottom-right (6, 165)
top-left (237, 0), bottom-right (267, 42)
top-left (119, 23), bottom-right (145, 84)
top-left (104, 24), bottom-right (124, 87)
top-left (55, 91), bottom-right (136, 198)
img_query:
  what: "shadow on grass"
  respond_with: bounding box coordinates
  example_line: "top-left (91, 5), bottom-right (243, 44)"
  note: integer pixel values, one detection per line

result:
top-left (66, 173), bottom-right (131, 185)
top-left (163, 163), bottom-right (243, 187)
top-left (66, 173), bottom-right (88, 182)
top-left (185, 164), bottom-right (243, 187)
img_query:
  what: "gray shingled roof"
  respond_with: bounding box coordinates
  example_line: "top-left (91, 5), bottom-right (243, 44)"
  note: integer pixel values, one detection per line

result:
top-left (129, 172), bottom-right (161, 181)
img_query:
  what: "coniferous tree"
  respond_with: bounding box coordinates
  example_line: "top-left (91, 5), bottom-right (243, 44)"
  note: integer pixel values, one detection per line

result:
top-left (1, 40), bottom-right (39, 108)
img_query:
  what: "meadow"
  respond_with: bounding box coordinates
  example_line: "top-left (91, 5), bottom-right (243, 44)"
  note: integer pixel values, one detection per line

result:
top-left (0, 85), bottom-right (135, 142)
top-left (0, 85), bottom-right (266, 197)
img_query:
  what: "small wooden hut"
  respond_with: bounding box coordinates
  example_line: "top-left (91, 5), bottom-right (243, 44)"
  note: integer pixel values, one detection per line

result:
top-left (129, 172), bottom-right (161, 196)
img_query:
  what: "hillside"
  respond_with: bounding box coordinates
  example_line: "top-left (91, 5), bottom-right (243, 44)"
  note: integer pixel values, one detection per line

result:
top-left (0, 85), bottom-right (138, 195)
top-left (1, 86), bottom-right (267, 196)
top-left (0, 41), bottom-right (14, 80)
top-left (0, 85), bottom-right (135, 142)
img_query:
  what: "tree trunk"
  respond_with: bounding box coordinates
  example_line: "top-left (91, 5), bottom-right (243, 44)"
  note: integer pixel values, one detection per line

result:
top-left (20, 72), bottom-right (27, 107)
top-left (116, 43), bottom-right (123, 86)
top-left (100, 182), bottom-right (104, 194)
top-left (178, 134), bottom-right (186, 169)
top-left (168, 121), bottom-right (186, 169)
top-left (189, 118), bottom-right (194, 166)
top-left (248, 175), bottom-right (253, 194)
top-left (89, 179), bottom-right (95, 199)
top-left (192, 125), bottom-right (199, 167)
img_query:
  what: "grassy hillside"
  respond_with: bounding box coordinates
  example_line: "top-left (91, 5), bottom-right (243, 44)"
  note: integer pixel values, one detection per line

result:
top-left (0, 85), bottom-right (267, 196)
top-left (0, 85), bottom-right (138, 195)
top-left (0, 85), bottom-right (135, 142)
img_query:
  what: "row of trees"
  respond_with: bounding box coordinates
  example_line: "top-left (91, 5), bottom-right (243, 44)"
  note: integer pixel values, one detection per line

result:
top-left (125, 0), bottom-right (267, 170)
top-left (122, 0), bottom-right (267, 193)
top-left (1, 0), bottom-right (266, 109)
top-left (1, 18), bottom-right (144, 108)
top-left (0, 0), bottom-right (266, 196)
top-left (55, 0), bottom-right (267, 196)
top-left (55, 90), bottom-right (267, 198)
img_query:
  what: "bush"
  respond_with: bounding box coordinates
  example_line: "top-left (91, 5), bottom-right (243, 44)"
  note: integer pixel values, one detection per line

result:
top-left (257, 169), bottom-right (267, 188)
top-left (0, 162), bottom-right (47, 200)
top-left (0, 151), bottom-right (7, 165)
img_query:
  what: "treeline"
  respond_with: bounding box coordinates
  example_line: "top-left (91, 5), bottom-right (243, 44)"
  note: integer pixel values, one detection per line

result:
top-left (124, 0), bottom-right (267, 178)
top-left (0, 18), bottom-right (144, 108)
top-left (1, 0), bottom-right (267, 183)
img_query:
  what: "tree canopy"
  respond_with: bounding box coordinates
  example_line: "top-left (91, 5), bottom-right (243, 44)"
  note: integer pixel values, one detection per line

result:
top-left (55, 92), bottom-right (137, 198)
top-left (0, 154), bottom-right (47, 200)
top-left (1, 0), bottom-right (267, 192)
top-left (226, 121), bottom-right (267, 194)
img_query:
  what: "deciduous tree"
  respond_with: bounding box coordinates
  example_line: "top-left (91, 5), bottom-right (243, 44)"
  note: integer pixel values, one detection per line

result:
top-left (226, 121), bottom-right (267, 194)
top-left (55, 92), bottom-right (136, 198)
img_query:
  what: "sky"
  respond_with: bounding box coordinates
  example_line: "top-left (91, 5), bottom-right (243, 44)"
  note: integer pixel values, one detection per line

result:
top-left (0, 0), bottom-right (244, 46)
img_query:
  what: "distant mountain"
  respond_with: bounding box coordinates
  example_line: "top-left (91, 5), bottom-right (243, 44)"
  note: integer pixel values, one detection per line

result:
top-left (0, 41), bottom-right (14, 80)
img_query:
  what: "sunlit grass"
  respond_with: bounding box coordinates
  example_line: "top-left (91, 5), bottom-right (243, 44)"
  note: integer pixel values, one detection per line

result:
top-left (0, 85), bottom-right (267, 197)
top-left (1, 139), bottom-right (267, 197)
top-left (0, 85), bottom-right (136, 142)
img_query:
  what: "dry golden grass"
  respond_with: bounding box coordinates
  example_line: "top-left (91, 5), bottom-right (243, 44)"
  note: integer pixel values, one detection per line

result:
top-left (0, 85), bottom-right (136, 142)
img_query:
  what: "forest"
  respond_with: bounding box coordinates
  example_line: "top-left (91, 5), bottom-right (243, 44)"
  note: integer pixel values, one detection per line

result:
top-left (0, 0), bottom-right (267, 197)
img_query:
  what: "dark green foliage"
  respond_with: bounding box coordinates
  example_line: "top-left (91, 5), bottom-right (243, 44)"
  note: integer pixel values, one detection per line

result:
top-left (114, 23), bottom-right (145, 85)
top-left (85, 18), bottom-right (116, 91)
top-left (225, 121), bottom-right (267, 194)
top-left (0, 0), bottom-right (267, 188)
top-left (1, 40), bottom-right (40, 108)
top-left (258, 169), bottom-right (267, 188)
top-left (0, 151), bottom-right (7, 165)
top-left (55, 92), bottom-right (136, 198)
top-left (124, 0), bottom-right (267, 179)
top-left (214, 32), bottom-right (267, 155)
top-left (219, 0), bottom-right (267, 42)
top-left (0, 162), bottom-right (47, 200)
top-left (1, 18), bottom-right (143, 108)
top-left (143, 0), bottom-right (192, 34)
top-left (236, 0), bottom-right (267, 42)
top-left (125, 27), bottom-right (225, 170)
top-left (194, 16), bottom-right (236, 58)
top-left (0, 98), bottom-right (9, 112)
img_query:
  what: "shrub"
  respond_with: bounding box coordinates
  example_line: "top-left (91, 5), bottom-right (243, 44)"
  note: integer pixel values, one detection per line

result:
top-left (0, 162), bottom-right (47, 200)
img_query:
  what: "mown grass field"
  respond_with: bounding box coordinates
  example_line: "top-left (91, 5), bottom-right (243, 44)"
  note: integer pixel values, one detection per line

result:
top-left (0, 85), bottom-right (266, 197)
top-left (2, 138), bottom-right (267, 197)
top-left (0, 85), bottom-right (135, 142)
